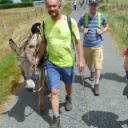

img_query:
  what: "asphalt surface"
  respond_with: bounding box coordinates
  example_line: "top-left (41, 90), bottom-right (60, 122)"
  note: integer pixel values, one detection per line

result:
top-left (1, 7), bottom-right (128, 128)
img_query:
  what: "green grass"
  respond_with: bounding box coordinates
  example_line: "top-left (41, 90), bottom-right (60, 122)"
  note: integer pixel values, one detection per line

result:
top-left (0, 53), bottom-right (21, 103)
top-left (99, 5), bottom-right (128, 55)
top-left (111, 0), bottom-right (128, 2)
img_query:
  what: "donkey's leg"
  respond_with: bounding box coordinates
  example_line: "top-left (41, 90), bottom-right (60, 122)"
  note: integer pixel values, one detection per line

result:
top-left (38, 67), bottom-right (45, 113)
top-left (44, 76), bottom-right (51, 95)
top-left (38, 88), bottom-right (44, 113)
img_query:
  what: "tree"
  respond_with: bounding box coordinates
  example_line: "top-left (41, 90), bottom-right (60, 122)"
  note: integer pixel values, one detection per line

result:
top-left (0, 0), bottom-right (13, 4)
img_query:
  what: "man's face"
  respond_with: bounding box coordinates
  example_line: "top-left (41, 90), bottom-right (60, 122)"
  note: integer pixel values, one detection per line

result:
top-left (88, 3), bottom-right (98, 14)
top-left (46, 0), bottom-right (61, 17)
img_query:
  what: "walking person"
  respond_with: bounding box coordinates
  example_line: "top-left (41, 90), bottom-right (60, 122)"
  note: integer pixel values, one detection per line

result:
top-left (36, 0), bottom-right (84, 127)
top-left (78, 0), bottom-right (108, 96)
top-left (79, 0), bottom-right (83, 9)
top-left (73, 0), bottom-right (77, 10)
top-left (123, 26), bottom-right (128, 79)
top-left (83, 0), bottom-right (86, 9)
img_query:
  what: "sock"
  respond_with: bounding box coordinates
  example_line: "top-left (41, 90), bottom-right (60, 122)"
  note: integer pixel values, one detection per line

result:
top-left (53, 112), bottom-right (59, 118)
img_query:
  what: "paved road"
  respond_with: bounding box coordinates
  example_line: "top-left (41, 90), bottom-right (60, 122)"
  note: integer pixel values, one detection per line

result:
top-left (1, 8), bottom-right (128, 128)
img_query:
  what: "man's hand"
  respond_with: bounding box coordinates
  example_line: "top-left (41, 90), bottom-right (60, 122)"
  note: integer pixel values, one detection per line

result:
top-left (36, 56), bottom-right (40, 65)
top-left (84, 28), bottom-right (88, 34)
top-left (96, 29), bottom-right (103, 35)
top-left (77, 57), bottom-right (85, 72)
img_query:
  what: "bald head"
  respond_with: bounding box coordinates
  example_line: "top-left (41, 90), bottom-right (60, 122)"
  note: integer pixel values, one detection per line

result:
top-left (45, 0), bottom-right (61, 5)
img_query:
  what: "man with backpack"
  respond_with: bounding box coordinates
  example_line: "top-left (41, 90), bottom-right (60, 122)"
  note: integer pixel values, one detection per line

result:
top-left (36, 0), bottom-right (84, 127)
top-left (78, 0), bottom-right (108, 96)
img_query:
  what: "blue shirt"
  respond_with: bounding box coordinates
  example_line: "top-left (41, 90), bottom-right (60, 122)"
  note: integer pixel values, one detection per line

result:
top-left (78, 13), bottom-right (107, 48)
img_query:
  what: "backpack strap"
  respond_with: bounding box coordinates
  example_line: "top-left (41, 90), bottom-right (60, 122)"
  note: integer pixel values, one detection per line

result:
top-left (85, 13), bottom-right (88, 28)
top-left (85, 12), bottom-right (101, 28)
top-left (85, 12), bottom-right (102, 40)
top-left (67, 16), bottom-right (77, 42)
top-left (98, 12), bottom-right (101, 28)
top-left (42, 21), bottom-right (47, 45)
top-left (67, 16), bottom-right (76, 62)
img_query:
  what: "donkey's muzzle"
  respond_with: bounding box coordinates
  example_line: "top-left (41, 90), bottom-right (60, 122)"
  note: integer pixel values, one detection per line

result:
top-left (24, 75), bottom-right (39, 92)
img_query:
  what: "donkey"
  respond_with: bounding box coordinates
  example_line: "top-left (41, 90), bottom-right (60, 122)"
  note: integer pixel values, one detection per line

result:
top-left (9, 23), bottom-right (49, 113)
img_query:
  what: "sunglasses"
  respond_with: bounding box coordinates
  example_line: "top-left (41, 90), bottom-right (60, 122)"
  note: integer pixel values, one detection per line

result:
top-left (89, 3), bottom-right (98, 7)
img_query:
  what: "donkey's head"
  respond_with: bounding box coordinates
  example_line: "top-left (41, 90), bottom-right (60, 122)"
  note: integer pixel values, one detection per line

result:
top-left (9, 23), bottom-right (42, 91)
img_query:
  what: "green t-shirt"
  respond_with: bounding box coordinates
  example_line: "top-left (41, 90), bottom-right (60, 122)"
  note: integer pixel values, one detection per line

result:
top-left (41, 15), bottom-right (80, 68)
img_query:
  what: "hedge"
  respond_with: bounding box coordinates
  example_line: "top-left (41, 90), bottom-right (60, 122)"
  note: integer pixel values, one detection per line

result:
top-left (0, 2), bottom-right (33, 9)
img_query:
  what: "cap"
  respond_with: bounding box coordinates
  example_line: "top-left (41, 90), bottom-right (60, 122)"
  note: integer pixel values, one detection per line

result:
top-left (89, 0), bottom-right (99, 4)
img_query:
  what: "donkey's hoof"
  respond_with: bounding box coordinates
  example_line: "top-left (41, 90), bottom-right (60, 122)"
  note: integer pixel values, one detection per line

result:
top-left (38, 105), bottom-right (44, 113)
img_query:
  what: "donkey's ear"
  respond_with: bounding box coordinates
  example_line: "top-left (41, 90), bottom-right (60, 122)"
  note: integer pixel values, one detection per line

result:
top-left (9, 38), bottom-right (19, 55)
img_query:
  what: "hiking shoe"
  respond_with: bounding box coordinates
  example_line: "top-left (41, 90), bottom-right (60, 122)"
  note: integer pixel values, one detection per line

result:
top-left (94, 84), bottom-right (100, 96)
top-left (50, 116), bottom-right (61, 128)
top-left (65, 96), bottom-right (72, 111)
top-left (89, 72), bottom-right (95, 81)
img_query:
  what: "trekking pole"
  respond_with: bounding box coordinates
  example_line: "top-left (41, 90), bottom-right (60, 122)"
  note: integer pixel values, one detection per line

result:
top-left (73, 46), bottom-right (90, 122)
top-left (80, 72), bottom-right (90, 122)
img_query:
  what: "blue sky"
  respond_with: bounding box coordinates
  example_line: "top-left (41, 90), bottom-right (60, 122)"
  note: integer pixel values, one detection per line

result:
top-left (13, 0), bottom-right (21, 3)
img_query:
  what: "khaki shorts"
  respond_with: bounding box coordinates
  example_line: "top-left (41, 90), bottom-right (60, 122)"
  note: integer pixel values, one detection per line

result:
top-left (84, 46), bottom-right (103, 70)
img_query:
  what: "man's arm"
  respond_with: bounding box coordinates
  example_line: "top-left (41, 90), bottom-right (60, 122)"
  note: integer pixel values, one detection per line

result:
top-left (102, 24), bottom-right (109, 33)
top-left (78, 24), bottom-right (88, 34)
top-left (36, 36), bottom-right (46, 64)
top-left (96, 24), bottom-right (109, 35)
top-left (71, 18), bottom-right (85, 72)
top-left (77, 14), bottom-right (88, 34)
top-left (75, 39), bottom-right (84, 72)
top-left (78, 24), bottom-right (84, 33)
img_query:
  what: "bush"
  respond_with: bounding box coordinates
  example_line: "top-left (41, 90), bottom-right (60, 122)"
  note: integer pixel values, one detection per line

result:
top-left (0, 2), bottom-right (33, 9)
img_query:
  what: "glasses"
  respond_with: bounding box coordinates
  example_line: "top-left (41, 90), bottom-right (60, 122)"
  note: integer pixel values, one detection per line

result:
top-left (89, 3), bottom-right (97, 7)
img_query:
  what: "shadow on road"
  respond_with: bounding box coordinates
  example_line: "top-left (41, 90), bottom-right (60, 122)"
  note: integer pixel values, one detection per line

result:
top-left (75, 75), bottom-right (94, 91)
top-left (0, 81), bottom-right (66, 126)
top-left (0, 82), bottom-right (53, 126)
top-left (82, 111), bottom-right (128, 128)
top-left (101, 73), bottom-right (127, 83)
top-left (123, 83), bottom-right (128, 98)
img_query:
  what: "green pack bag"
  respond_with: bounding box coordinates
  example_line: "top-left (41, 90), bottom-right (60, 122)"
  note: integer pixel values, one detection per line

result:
top-left (85, 12), bottom-right (101, 28)
top-left (85, 12), bottom-right (103, 40)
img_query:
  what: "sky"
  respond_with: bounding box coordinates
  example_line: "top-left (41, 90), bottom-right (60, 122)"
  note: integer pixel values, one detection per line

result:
top-left (13, 0), bottom-right (21, 3)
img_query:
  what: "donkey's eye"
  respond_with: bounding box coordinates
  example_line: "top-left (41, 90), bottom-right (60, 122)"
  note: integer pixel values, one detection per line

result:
top-left (29, 45), bottom-right (34, 48)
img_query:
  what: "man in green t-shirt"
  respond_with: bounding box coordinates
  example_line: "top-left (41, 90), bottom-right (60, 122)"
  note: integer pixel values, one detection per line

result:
top-left (36, 0), bottom-right (84, 127)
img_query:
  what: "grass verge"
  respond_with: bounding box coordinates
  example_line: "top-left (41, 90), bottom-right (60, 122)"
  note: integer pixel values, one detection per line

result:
top-left (99, 3), bottom-right (128, 55)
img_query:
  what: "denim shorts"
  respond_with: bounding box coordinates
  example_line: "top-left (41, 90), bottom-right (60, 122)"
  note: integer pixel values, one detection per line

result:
top-left (46, 60), bottom-right (75, 90)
